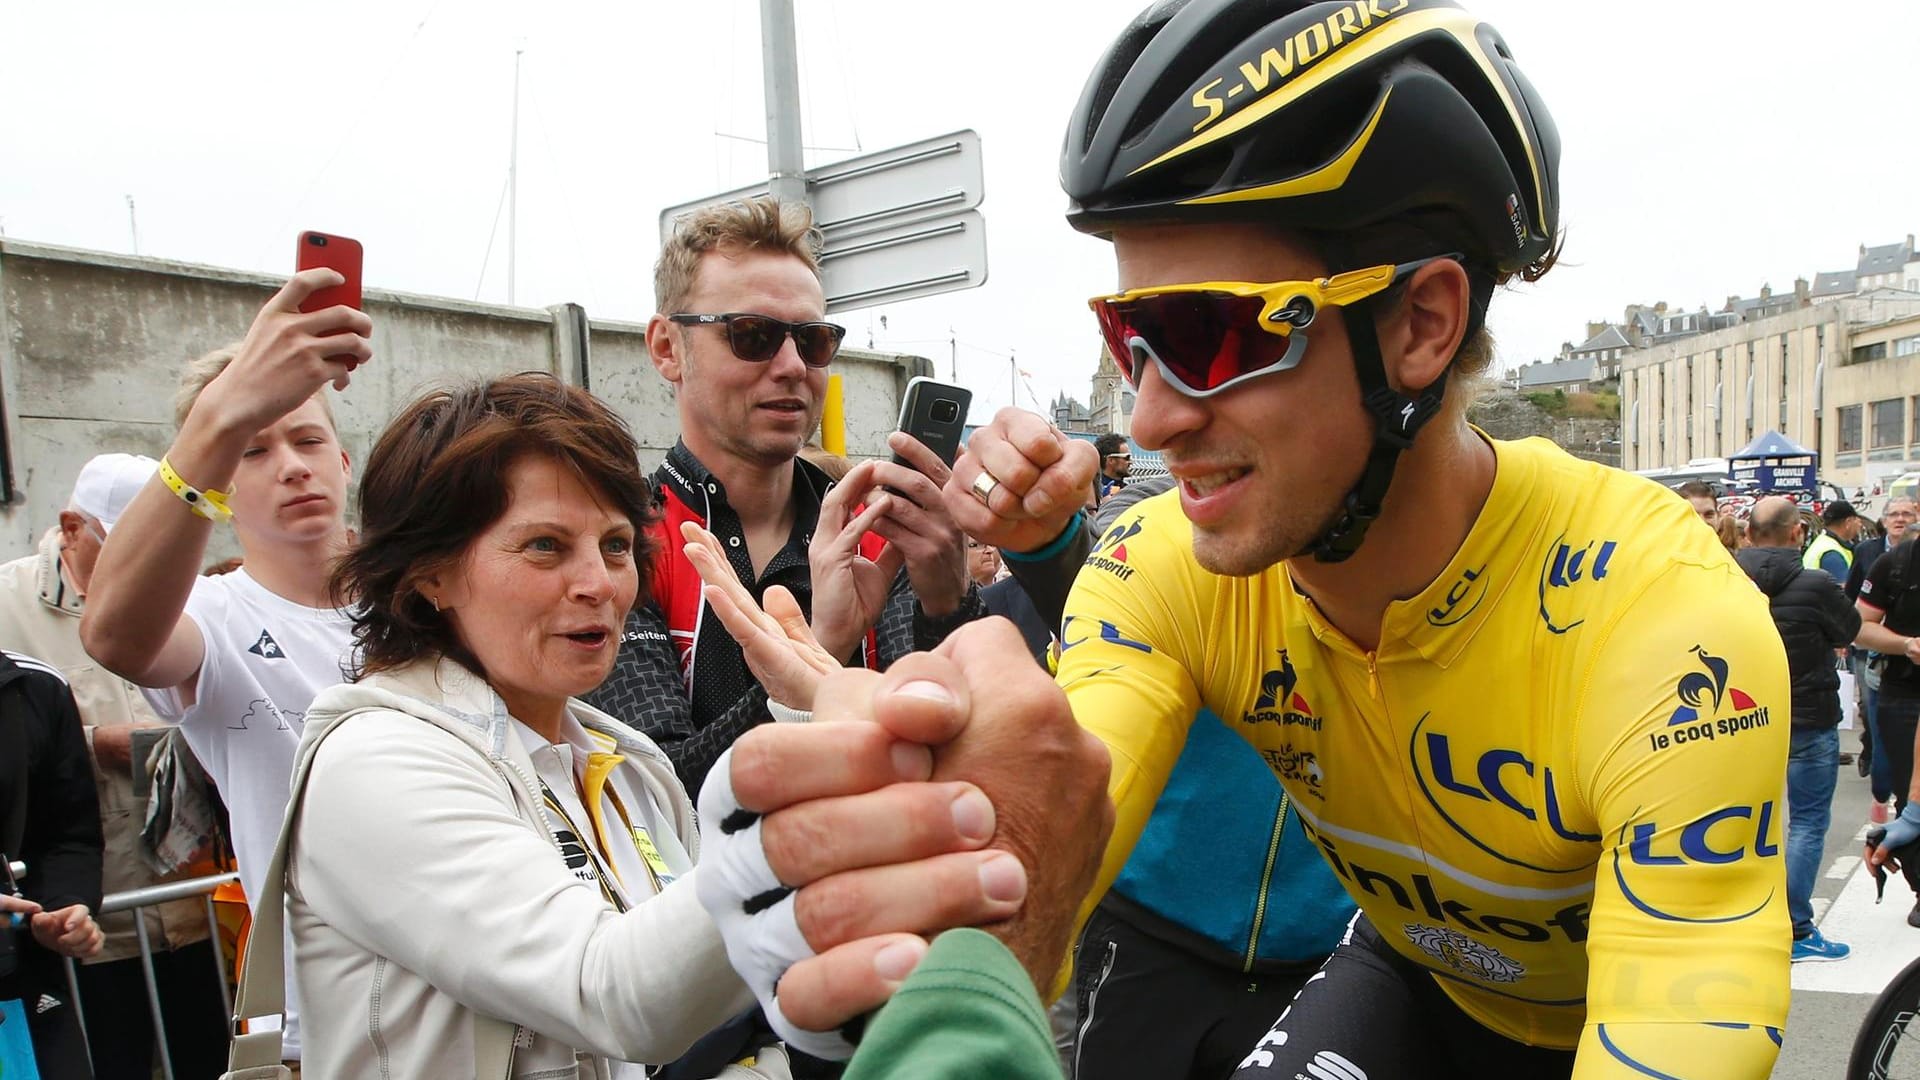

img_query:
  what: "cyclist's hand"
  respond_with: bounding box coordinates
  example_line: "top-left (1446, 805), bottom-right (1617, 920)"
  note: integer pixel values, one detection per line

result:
top-left (945, 408), bottom-right (1097, 554)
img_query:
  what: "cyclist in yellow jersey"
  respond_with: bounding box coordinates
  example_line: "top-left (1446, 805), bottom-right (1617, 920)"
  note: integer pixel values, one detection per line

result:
top-left (937, 1), bottom-right (1792, 1076)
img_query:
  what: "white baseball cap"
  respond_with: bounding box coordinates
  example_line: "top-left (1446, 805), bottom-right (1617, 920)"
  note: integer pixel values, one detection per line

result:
top-left (70, 453), bottom-right (160, 534)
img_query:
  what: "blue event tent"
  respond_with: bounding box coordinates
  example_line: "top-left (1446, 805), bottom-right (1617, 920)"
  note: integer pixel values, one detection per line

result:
top-left (1729, 430), bottom-right (1817, 492)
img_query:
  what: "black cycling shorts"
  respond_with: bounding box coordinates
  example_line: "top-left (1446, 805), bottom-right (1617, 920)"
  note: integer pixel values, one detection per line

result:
top-left (1071, 900), bottom-right (1316, 1080)
top-left (1228, 915), bottom-right (1576, 1080)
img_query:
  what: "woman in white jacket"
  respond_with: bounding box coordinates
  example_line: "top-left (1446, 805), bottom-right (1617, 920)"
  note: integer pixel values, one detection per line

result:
top-left (285, 373), bottom-right (757, 1078)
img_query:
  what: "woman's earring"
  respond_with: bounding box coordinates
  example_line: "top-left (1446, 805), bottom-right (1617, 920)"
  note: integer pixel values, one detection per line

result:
top-left (429, 595), bottom-right (441, 612)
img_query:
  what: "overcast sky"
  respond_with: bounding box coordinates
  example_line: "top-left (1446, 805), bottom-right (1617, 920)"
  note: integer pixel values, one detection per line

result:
top-left (3, 1), bottom-right (1914, 420)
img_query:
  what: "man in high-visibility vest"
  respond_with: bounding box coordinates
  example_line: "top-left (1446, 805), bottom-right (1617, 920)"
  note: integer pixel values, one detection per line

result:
top-left (1806, 501), bottom-right (1863, 584)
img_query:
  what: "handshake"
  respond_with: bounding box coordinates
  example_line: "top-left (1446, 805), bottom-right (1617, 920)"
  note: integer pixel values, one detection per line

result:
top-left (692, 617), bottom-right (1114, 1058)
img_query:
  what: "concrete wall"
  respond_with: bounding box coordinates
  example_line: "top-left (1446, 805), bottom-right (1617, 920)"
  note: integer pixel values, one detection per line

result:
top-left (0, 240), bottom-right (928, 556)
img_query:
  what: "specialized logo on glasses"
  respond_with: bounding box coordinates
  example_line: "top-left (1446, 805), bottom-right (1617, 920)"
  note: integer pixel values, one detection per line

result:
top-left (1650, 647), bottom-right (1771, 754)
top-left (1409, 713), bottom-right (1600, 874)
top-left (1403, 923), bottom-right (1526, 985)
top-left (1085, 517), bottom-right (1144, 581)
top-left (1260, 743), bottom-right (1324, 799)
top-left (1427, 564), bottom-right (1489, 627)
top-left (1242, 650), bottom-right (1321, 732)
top-left (1611, 801), bottom-right (1778, 925)
top-left (1537, 535), bottom-right (1618, 634)
top-left (1189, 0), bottom-right (1414, 133)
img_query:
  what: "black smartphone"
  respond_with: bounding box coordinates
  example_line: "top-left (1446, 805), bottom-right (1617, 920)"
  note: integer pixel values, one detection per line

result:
top-left (891, 377), bottom-right (972, 471)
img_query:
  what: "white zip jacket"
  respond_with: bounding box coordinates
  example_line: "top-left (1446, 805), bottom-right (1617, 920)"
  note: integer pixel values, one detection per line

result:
top-left (286, 655), bottom-right (753, 1078)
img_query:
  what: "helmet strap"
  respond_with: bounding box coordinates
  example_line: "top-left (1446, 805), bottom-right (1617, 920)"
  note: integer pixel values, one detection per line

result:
top-left (1307, 295), bottom-right (1449, 564)
top-left (1303, 235), bottom-right (1495, 564)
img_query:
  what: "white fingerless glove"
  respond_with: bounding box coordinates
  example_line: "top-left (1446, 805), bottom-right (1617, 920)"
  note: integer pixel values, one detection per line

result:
top-left (695, 746), bottom-right (856, 1060)
top-left (767, 699), bottom-right (812, 724)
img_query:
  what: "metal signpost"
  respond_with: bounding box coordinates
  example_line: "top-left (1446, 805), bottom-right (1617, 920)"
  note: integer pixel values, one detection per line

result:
top-left (665, 0), bottom-right (989, 312)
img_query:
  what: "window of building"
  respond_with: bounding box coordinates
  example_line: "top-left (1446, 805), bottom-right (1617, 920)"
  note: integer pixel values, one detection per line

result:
top-left (1873, 398), bottom-right (1905, 449)
top-left (1839, 405), bottom-right (1863, 452)
top-left (1855, 341), bottom-right (1890, 363)
top-left (1911, 395), bottom-right (1920, 445)
top-left (1894, 335), bottom-right (1920, 358)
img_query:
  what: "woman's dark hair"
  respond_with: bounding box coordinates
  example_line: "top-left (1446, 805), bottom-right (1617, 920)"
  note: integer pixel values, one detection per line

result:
top-left (331, 372), bottom-right (658, 679)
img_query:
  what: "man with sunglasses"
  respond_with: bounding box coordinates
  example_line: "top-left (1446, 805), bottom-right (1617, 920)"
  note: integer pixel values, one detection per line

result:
top-left (1094, 433), bottom-right (1131, 504)
top-left (588, 196), bottom-right (980, 800)
top-left (936, 2), bottom-right (1790, 1077)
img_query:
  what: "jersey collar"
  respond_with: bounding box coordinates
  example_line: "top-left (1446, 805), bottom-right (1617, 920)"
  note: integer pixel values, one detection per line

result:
top-left (1378, 432), bottom-right (1545, 668)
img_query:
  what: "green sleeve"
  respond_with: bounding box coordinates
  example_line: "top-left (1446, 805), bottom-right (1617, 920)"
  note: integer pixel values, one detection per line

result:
top-left (842, 929), bottom-right (1065, 1080)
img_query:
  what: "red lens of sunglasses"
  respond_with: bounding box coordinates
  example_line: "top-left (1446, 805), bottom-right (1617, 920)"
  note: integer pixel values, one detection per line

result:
top-left (1094, 292), bottom-right (1274, 394)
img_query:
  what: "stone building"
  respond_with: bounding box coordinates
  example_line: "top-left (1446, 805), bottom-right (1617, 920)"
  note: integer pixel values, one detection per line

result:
top-left (1620, 291), bottom-right (1920, 489)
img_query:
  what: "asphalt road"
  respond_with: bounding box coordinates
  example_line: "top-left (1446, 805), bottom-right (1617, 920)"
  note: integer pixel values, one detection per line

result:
top-left (1773, 750), bottom-right (1918, 1077)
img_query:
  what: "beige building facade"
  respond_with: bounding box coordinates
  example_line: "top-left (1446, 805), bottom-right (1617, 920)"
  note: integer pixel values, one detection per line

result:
top-left (1621, 292), bottom-right (1920, 489)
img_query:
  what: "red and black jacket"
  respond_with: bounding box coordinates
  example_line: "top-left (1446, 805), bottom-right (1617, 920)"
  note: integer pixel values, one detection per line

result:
top-left (586, 441), bottom-right (984, 794)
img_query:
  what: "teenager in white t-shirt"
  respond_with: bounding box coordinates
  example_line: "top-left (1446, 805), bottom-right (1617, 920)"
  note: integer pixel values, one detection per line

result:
top-left (82, 269), bottom-right (374, 1064)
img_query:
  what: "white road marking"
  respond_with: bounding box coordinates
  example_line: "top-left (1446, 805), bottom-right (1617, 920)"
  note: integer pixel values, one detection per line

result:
top-left (1829, 856), bottom-right (1863, 880)
top-left (1811, 898), bottom-right (1831, 923)
top-left (1795, 857), bottom-right (1920, 994)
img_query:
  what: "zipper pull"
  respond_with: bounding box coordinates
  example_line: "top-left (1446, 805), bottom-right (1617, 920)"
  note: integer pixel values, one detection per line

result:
top-left (1367, 652), bottom-right (1381, 700)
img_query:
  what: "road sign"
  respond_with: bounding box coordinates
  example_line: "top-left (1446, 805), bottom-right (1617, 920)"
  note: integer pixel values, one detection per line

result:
top-left (660, 130), bottom-right (988, 312)
top-left (819, 210), bottom-right (987, 311)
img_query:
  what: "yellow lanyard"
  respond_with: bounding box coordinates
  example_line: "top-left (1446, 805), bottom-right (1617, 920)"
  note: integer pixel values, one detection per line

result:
top-left (580, 750), bottom-right (677, 893)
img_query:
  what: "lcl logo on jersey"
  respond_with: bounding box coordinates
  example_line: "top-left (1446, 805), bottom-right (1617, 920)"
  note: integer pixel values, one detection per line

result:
top-left (1243, 650), bottom-right (1321, 731)
top-left (1612, 801), bottom-right (1779, 924)
top-left (1651, 646), bottom-right (1771, 753)
top-left (1410, 714), bottom-right (1601, 874)
top-left (1427, 563), bottom-right (1489, 627)
top-left (1537, 535), bottom-right (1618, 634)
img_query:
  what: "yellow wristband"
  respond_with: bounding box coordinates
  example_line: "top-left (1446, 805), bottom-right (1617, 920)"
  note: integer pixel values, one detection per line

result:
top-left (158, 457), bottom-right (233, 522)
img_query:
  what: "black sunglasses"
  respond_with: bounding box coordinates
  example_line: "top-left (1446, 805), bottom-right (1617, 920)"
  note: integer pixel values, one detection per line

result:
top-left (668, 312), bottom-right (846, 368)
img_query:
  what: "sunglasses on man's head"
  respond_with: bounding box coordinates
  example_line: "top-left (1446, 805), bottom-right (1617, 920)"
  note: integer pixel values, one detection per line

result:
top-left (1087, 255), bottom-right (1458, 398)
top-left (669, 312), bottom-right (846, 369)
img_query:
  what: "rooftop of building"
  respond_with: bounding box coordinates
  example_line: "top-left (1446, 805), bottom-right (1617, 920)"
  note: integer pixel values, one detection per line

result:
top-left (1516, 356), bottom-right (1598, 388)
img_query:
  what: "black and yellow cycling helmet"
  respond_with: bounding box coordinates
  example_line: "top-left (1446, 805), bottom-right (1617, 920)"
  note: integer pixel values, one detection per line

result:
top-left (1063, 0), bottom-right (1562, 562)
top-left (1063, 0), bottom-right (1559, 277)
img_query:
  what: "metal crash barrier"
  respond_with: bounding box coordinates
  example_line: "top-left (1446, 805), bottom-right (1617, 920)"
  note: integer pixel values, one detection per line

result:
top-left (63, 871), bottom-right (240, 1080)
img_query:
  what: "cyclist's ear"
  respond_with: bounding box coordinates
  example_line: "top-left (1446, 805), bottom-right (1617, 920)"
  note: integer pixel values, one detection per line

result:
top-left (1375, 258), bottom-right (1471, 397)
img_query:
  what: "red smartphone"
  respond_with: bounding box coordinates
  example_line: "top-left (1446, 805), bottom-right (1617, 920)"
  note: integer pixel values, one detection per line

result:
top-left (295, 231), bottom-right (363, 313)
